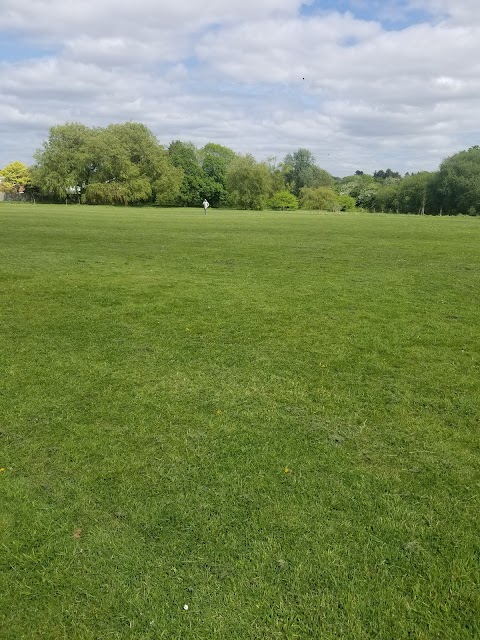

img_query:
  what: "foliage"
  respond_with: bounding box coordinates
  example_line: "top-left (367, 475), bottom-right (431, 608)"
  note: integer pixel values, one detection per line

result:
top-left (373, 183), bottom-right (400, 213)
top-left (299, 186), bottom-right (339, 211)
top-left (199, 143), bottom-right (236, 207)
top-left (84, 179), bottom-right (151, 206)
top-left (269, 190), bottom-right (299, 210)
top-left (0, 161), bottom-right (31, 192)
top-left (336, 194), bottom-right (356, 211)
top-left (373, 168), bottom-right (402, 181)
top-left (266, 157), bottom-right (287, 193)
top-left (339, 173), bottom-right (380, 209)
top-left (397, 172), bottom-right (436, 214)
top-left (168, 141), bottom-right (208, 206)
top-left (436, 146), bottom-right (480, 214)
top-left (284, 148), bottom-right (334, 195)
top-left (33, 122), bottom-right (182, 205)
top-left (89, 123), bottom-right (183, 205)
top-left (9, 122), bottom-right (480, 214)
top-left (168, 140), bottom-right (233, 207)
top-left (226, 154), bottom-right (272, 209)
top-left (33, 123), bottom-right (95, 201)
top-left (152, 164), bottom-right (185, 206)
top-left (371, 172), bottom-right (438, 215)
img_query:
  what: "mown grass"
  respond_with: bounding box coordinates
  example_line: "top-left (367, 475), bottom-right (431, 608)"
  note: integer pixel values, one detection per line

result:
top-left (0, 203), bottom-right (479, 639)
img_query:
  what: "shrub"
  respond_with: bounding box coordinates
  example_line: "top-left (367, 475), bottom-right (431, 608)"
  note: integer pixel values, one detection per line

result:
top-left (269, 190), bottom-right (299, 210)
top-left (336, 194), bottom-right (356, 211)
top-left (299, 186), bottom-right (338, 211)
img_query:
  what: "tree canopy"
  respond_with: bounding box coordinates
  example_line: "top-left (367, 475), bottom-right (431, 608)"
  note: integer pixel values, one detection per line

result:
top-left (436, 146), bottom-right (480, 215)
top-left (33, 123), bottom-right (183, 205)
top-left (5, 121), bottom-right (479, 215)
top-left (226, 154), bottom-right (272, 210)
top-left (284, 148), bottom-right (334, 195)
top-left (32, 123), bottom-right (94, 201)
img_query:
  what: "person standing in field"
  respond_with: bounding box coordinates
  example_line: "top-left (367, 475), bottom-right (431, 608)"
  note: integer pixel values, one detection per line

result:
top-left (202, 198), bottom-right (210, 215)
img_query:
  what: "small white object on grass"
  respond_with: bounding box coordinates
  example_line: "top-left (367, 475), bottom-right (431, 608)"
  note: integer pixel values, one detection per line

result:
top-left (183, 604), bottom-right (189, 611)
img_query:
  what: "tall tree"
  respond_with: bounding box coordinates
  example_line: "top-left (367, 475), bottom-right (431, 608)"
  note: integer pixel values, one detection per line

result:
top-left (397, 172), bottom-right (436, 215)
top-left (266, 157), bottom-right (287, 194)
top-left (284, 148), bottom-right (334, 195)
top-left (226, 154), bottom-right (272, 209)
top-left (33, 123), bottom-right (95, 202)
top-left (168, 141), bottom-right (212, 206)
top-left (199, 143), bottom-right (236, 206)
top-left (85, 123), bottom-right (182, 205)
top-left (33, 122), bottom-right (181, 205)
top-left (436, 146), bottom-right (480, 215)
top-left (373, 183), bottom-right (400, 213)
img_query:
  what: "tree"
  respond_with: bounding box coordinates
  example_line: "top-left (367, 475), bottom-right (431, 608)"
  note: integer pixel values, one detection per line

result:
top-left (284, 148), bottom-right (334, 195)
top-left (374, 168), bottom-right (401, 181)
top-left (33, 122), bottom-right (181, 205)
top-left (226, 154), bottom-right (272, 209)
top-left (85, 123), bottom-right (152, 204)
top-left (435, 146), bottom-right (480, 215)
top-left (152, 163), bottom-right (185, 206)
top-left (373, 183), bottom-right (400, 213)
top-left (168, 141), bottom-right (211, 206)
top-left (269, 190), bottom-right (298, 210)
top-left (339, 173), bottom-right (380, 209)
top-left (0, 161), bottom-right (31, 192)
top-left (84, 122), bottom-right (182, 205)
top-left (199, 143), bottom-right (236, 207)
top-left (397, 172), bottom-right (436, 215)
top-left (33, 123), bottom-right (95, 202)
top-left (266, 157), bottom-right (287, 194)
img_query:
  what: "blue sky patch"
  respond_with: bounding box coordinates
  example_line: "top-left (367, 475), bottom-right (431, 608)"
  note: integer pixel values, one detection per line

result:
top-left (300, 0), bottom-right (435, 29)
top-left (0, 32), bottom-right (55, 62)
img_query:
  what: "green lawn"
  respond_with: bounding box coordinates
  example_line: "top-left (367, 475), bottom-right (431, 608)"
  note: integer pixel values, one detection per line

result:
top-left (1, 204), bottom-right (479, 639)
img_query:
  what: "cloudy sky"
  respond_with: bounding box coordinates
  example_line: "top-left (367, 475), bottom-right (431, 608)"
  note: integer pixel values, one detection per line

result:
top-left (1, 0), bottom-right (479, 176)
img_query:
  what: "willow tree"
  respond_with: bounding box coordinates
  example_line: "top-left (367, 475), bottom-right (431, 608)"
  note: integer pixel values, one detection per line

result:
top-left (85, 123), bottom-right (182, 205)
top-left (226, 154), bottom-right (272, 209)
top-left (33, 122), bottom-right (182, 205)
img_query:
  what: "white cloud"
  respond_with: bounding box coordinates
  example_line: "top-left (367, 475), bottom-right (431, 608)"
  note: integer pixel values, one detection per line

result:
top-left (63, 36), bottom-right (186, 66)
top-left (2, 0), bottom-right (304, 37)
top-left (0, 0), bottom-right (479, 175)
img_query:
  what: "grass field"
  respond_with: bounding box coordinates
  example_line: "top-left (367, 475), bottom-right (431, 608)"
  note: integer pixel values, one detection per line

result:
top-left (1, 203), bottom-right (479, 639)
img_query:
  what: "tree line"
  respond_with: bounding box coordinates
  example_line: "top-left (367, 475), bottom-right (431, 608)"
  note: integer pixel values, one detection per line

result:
top-left (1, 121), bottom-right (479, 215)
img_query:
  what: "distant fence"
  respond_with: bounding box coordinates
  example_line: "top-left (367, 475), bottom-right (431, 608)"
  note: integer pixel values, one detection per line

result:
top-left (0, 192), bottom-right (29, 202)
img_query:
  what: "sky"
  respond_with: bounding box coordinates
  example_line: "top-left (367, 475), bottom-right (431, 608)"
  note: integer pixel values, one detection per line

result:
top-left (1, 0), bottom-right (479, 176)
